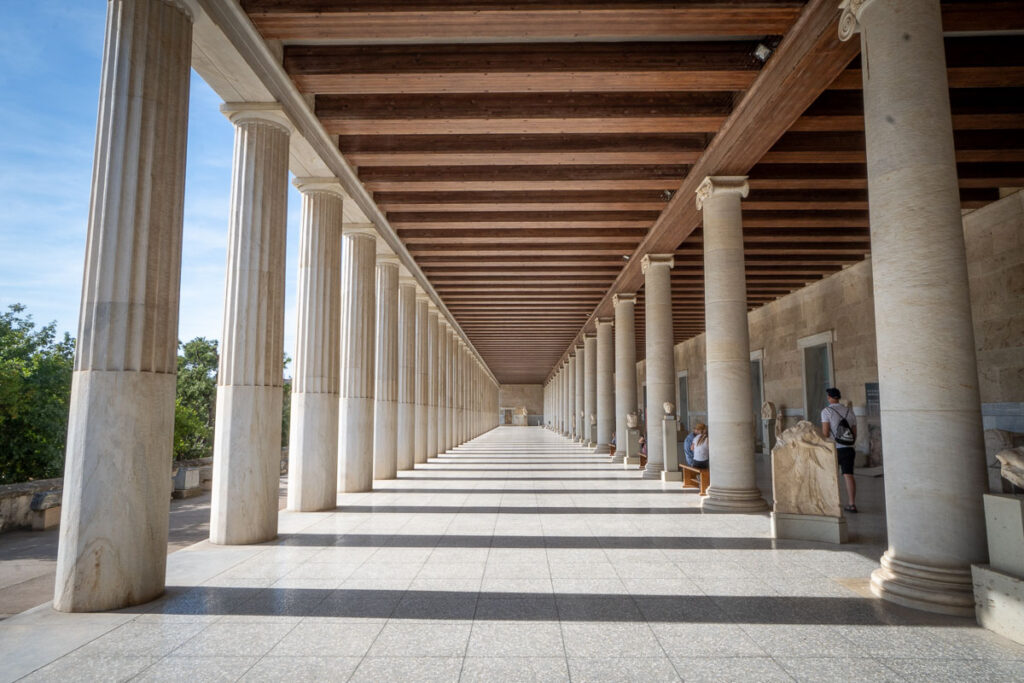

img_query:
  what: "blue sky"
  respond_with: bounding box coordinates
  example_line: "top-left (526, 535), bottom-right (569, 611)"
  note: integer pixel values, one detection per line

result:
top-left (0, 1), bottom-right (302, 359)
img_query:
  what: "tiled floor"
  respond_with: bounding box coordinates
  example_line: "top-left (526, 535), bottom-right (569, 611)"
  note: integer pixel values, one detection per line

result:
top-left (2, 426), bottom-right (1023, 682)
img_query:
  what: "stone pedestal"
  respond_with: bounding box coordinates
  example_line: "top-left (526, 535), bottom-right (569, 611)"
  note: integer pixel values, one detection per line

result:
top-left (287, 179), bottom-right (342, 513)
top-left (54, 0), bottom-right (193, 612)
top-left (339, 227), bottom-right (377, 492)
top-left (841, 0), bottom-right (988, 616)
top-left (772, 513), bottom-right (848, 544)
top-left (642, 255), bottom-right (675, 480)
top-left (211, 103), bottom-right (291, 546)
top-left (623, 429), bottom-right (642, 467)
top-left (696, 176), bottom-right (767, 513)
top-left (973, 494), bottom-right (1024, 645)
top-left (661, 416), bottom-right (682, 482)
top-left (613, 294), bottom-right (637, 464)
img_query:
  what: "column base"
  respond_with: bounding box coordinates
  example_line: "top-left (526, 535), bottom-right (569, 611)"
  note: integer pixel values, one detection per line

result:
top-left (622, 456), bottom-right (641, 467)
top-left (871, 551), bottom-right (977, 617)
top-left (641, 465), bottom-right (662, 480)
top-left (701, 486), bottom-right (769, 513)
top-left (593, 444), bottom-right (611, 455)
top-left (661, 471), bottom-right (683, 482)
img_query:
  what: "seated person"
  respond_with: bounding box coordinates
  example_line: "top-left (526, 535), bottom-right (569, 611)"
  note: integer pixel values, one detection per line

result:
top-left (683, 425), bottom-right (699, 467)
top-left (691, 423), bottom-right (709, 469)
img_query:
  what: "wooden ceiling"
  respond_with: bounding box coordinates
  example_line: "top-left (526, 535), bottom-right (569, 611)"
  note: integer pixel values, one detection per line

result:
top-left (243, 0), bottom-right (1024, 384)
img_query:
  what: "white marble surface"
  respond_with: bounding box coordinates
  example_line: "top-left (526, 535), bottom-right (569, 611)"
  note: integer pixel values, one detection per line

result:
top-left (642, 256), bottom-right (676, 480)
top-left (613, 294), bottom-right (638, 464)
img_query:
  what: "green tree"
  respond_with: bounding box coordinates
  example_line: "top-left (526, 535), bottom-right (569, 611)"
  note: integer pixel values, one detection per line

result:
top-left (174, 337), bottom-right (219, 460)
top-left (281, 354), bottom-right (291, 448)
top-left (0, 305), bottom-right (75, 483)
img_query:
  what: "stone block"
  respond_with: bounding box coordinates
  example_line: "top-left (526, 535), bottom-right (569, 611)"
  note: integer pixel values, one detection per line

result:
top-left (662, 417), bottom-right (679, 472)
top-left (173, 467), bottom-right (200, 491)
top-left (984, 494), bottom-right (1024, 577)
top-left (973, 564), bottom-right (1024, 646)
top-left (771, 512), bottom-right (847, 544)
top-left (661, 471), bottom-right (682, 483)
top-left (32, 506), bottom-right (61, 530)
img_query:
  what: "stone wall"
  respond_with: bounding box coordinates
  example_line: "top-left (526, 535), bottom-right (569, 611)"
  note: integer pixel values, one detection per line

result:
top-left (499, 384), bottom-right (544, 416)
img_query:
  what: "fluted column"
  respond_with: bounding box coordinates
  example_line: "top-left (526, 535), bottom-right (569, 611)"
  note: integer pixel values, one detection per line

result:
top-left (287, 178), bottom-right (343, 512)
top-left (447, 328), bottom-right (457, 450)
top-left (55, 0), bottom-right (193, 612)
top-left (696, 176), bottom-right (767, 512)
top-left (453, 340), bottom-right (462, 447)
top-left (414, 293), bottom-right (429, 464)
top-left (210, 103), bottom-right (291, 544)
top-left (595, 317), bottom-right (615, 454)
top-left (566, 355), bottom-right (576, 438)
top-left (642, 255), bottom-right (675, 480)
top-left (338, 225), bottom-right (377, 492)
top-left (373, 255), bottom-right (400, 480)
top-left (439, 323), bottom-right (450, 453)
top-left (426, 308), bottom-right (439, 458)
top-left (575, 345), bottom-right (585, 442)
top-left (562, 362), bottom-right (570, 436)
top-left (396, 276), bottom-right (417, 471)
top-left (613, 294), bottom-right (637, 464)
top-left (841, 0), bottom-right (987, 616)
top-left (584, 332), bottom-right (597, 446)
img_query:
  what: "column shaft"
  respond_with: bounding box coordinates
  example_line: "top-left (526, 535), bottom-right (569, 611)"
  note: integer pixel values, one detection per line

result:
top-left (584, 333), bottom-right (597, 445)
top-left (843, 0), bottom-right (987, 616)
top-left (595, 318), bottom-right (615, 453)
top-left (414, 297), bottom-right (429, 464)
top-left (287, 181), bottom-right (342, 512)
top-left (642, 256), bottom-right (675, 479)
top-left (55, 0), bottom-right (192, 612)
top-left (426, 311), bottom-right (439, 458)
top-left (211, 105), bottom-right (291, 545)
top-left (396, 281), bottom-right (416, 471)
top-left (373, 260), bottom-right (399, 480)
top-left (613, 295), bottom-right (637, 464)
top-left (338, 230), bottom-right (376, 492)
top-left (697, 177), bottom-right (767, 512)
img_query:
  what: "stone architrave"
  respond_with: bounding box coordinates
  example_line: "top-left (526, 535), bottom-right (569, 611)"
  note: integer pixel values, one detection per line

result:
top-left (210, 103), bottom-right (291, 546)
top-left (770, 421), bottom-right (848, 544)
top-left (372, 255), bottom-right (399, 481)
top-left (695, 175), bottom-right (767, 512)
top-left (414, 294), bottom-right (430, 464)
top-left (613, 294), bottom-right (638, 464)
top-left (338, 225), bottom-right (377, 493)
top-left (287, 178), bottom-right (343, 512)
top-left (595, 317), bottom-right (615, 454)
top-left (642, 254), bottom-right (676, 480)
top-left (396, 277), bottom-right (417, 471)
top-left (584, 332), bottom-right (597, 446)
top-left (54, 0), bottom-right (194, 613)
top-left (841, 0), bottom-right (988, 616)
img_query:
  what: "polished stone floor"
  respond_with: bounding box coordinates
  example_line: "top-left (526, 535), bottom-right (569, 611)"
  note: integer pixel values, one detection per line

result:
top-left (2, 426), bottom-right (1022, 682)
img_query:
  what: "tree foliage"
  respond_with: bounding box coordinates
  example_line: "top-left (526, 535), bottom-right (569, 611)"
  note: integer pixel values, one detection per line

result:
top-left (0, 305), bottom-right (75, 483)
top-left (174, 337), bottom-right (219, 461)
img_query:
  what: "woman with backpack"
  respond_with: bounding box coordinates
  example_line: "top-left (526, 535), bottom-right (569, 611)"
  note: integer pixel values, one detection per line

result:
top-left (821, 387), bottom-right (858, 513)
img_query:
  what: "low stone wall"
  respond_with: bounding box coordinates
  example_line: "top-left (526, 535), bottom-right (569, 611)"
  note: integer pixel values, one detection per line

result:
top-left (0, 478), bottom-right (62, 532)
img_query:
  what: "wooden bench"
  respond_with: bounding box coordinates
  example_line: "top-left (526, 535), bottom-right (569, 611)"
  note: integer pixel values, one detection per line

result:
top-left (681, 465), bottom-right (710, 496)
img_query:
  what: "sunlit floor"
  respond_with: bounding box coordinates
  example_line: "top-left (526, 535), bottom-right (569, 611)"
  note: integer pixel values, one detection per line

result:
top-left (3, 426), bottom-right (1023, 682)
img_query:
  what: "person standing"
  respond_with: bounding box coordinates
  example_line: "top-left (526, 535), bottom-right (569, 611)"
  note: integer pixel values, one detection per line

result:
top-left (821, 387), bottom-right (858, 512)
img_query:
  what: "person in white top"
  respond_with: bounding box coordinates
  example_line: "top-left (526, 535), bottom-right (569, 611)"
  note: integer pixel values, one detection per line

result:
top-left (691, 423), bottom-right (709, 469)
top-left (821, 387), bottom-right (858, 512)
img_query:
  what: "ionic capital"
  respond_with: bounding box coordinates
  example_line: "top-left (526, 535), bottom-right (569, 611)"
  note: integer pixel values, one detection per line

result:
top-left (694, 176), bottom-right (749, 211)
top-left (583, 332), bottom-right (596, 341)
top-left (343, 222), bottom-right (377, 240)
top-left (220, 102), bottom-right (292, 134)
top-left (641, 254), bottom-right (675, 273)
top-left (293, 177), bottom-right (345, 198)
top-left (376, 253), bottom-right (400, 271)
top-left (838, 0), bottom-right (877, 42)
top-left (159, 0), bottom-right (199, 21)
top-left (613, 292), bottom-right (637, 307)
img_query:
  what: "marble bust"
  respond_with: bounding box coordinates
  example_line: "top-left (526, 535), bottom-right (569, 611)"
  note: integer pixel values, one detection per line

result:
top-left (626, 412), bottom-right (639, 429)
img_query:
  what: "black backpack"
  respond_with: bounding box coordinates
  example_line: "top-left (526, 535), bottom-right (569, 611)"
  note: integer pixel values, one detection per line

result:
top-left (829, 405), bottom-right (856, 446)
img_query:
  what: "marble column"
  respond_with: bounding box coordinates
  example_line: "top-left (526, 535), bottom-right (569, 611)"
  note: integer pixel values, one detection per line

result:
top-left (414, 293), bottom-right (429, 464)
top-left (613, 294), bottom-right (638, 464)
top-left (575, 348), bottom-right (586, 441)
top-left (338, 225), bottom-right (377, 492)
top-left (287, 178), bottom-right (343, 512)
top-left (210, 103), bottom-right (291, 545)
top-left (373, 255), bottom-right (400, 480)
top-left (841, 0), bottom-right (988, 616)
top-left (396, 276), bottom-right (417, 471)
top-left (426, 308), bottom-right (439, 458)
top-left (696, 176), bottom-right (767, 512)
top-left (595, 317), bottom-right (615, 454)
top-left (439, 323), bottom-right (450, 453)
top-left (584, 333), bottom-right (597, 446)
top-left (642, 255), bottom-right (675, 480)
top-left (447, 328), bottom-right (456, 450)
top-left (54, 0), bottom-right (193, 612)
top-left (566, 354), bottom-right (576, 438)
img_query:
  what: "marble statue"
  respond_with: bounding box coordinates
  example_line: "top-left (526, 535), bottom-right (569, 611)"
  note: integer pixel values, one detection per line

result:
top-left (771, 420), bottom-right (843, 518)
top-left (663, 402), bottom-right (675, 416)
top-left (626, 412), bottom-right (639, 429)
top-left (761, 401), bottom-right (777, 420)
top-left (997, 448), bottom-right (1024, 489)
